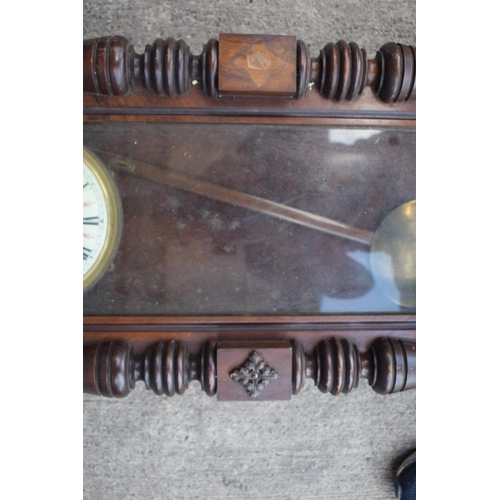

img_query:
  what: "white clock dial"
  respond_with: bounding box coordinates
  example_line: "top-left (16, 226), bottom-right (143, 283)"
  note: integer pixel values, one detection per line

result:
top-left (83, 148), bottom-right (122, 292)
top-left (83, 163), bottom-right (109, 275)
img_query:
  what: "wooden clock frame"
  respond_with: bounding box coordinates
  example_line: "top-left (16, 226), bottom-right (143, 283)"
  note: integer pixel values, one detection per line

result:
top-left (83, 33), bottom-right (416, 402)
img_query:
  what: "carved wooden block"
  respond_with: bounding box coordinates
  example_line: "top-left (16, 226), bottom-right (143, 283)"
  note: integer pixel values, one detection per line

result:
top-left (218, 34), bottom-right (297, 97)
top-left (217, 341), bottom-right (292, 401)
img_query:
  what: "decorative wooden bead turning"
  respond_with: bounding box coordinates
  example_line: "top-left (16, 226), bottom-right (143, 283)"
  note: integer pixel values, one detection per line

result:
top-left (83, 35), bottom-right (415, 102)
top-left (294, 339), bottom-right (354, 396)
top-left (293, 337), bottom-right (416, 396)
top-left (83, 36), bottom-right (218, 97)
top-left (309, 41), bottom-right (415, 103)
top-left (368, 337), bottom-right (416, 395)
top-left (84, 337), bottom-right (415, 399)
top-left (83, 339), bottom-right (216, 398)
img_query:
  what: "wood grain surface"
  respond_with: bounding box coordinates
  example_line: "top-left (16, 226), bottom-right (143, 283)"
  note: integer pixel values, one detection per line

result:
top-left (218, 34), bottom-right (297, 97)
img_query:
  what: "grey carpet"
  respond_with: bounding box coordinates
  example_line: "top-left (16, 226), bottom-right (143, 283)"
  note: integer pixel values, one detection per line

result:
top-left (83, 2), bottom-right (416, 499)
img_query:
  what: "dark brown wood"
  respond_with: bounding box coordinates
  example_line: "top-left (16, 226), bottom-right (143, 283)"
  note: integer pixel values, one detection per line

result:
top-left (84, 314), bottom-right (414, 325)
top-left (83, 57), bottom-right (415, 124)
top-left (83, 35), bottom-right (219, 98)
top-left (368, 337), bottom-right (416, 394)
top-left (84, 339), bottom-right (216, 397)
top-left (375, 43), bottom-right (417, 103)
top-left (296, 39), bottom-right (311, 99)
top-left (83, 315), bottom-right (416, 356)
top-left (218, 34), bottom-right (297, 97)
top-left (83, 113), bottom-right (415, 128)
top-left (300, 336), bottom-right (416, 395)
top-left (83, 35), bottom-right (416, 103)
top-left (217, 342), bottom-right (292, 401)
top-left (83, 336), bottom-right (415, 399)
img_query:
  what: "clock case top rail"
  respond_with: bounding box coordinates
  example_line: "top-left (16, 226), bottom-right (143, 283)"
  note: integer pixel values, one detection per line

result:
top-left (83, 34), bottom-right (415, 124)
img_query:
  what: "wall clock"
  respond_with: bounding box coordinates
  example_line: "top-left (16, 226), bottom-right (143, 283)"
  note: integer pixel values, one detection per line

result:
top-left (83, 33), bottom-right (416, 402)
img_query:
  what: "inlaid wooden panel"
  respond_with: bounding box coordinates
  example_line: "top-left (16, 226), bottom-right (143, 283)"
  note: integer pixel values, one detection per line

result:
top-left (218, 34), bottom-right (297, 97)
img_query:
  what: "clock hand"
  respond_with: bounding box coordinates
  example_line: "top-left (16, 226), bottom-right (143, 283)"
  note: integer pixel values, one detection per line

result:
top-left (93, 149), bottom-right (373, 246)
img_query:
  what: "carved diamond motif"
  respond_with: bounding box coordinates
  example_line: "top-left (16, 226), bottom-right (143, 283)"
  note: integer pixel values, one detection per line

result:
top-left (229, 352), bottom-right (279, 398)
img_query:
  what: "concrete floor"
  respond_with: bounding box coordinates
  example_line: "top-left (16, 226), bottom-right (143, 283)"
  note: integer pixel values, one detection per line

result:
top-left (83, 2), bottom-right (416, 499)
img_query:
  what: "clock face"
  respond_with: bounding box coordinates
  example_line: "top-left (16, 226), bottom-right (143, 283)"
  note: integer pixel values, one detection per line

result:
top-left (83, 148), bottom-right (122, 292)
top-left (83, 162), bottom-right (108, 274)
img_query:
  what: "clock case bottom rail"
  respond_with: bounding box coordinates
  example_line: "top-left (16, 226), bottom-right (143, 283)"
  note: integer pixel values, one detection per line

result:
top-left (83, 321), bottom-right (416, 401)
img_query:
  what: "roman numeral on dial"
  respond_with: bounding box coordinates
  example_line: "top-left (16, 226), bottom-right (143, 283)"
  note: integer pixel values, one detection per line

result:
top-left (83, 247), bottom-right (92, 260)
top-left (83, 216), bottom-right (100, 225)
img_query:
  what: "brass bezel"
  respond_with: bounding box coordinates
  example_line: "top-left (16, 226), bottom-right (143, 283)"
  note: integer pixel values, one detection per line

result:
top-left (83, 148), bottom-right (123, 292)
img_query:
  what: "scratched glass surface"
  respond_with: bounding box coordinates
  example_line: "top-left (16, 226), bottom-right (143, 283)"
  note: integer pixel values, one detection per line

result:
top-left (83, 123), bottom-right (415, 315)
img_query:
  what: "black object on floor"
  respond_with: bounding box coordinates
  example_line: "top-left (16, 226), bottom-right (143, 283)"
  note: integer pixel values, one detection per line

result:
top-left (395, 451), bottom-right (416, 500)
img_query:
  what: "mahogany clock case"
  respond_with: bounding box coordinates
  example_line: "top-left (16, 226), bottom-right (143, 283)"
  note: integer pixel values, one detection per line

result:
top-left (83, 33), bottom-right (416, 402)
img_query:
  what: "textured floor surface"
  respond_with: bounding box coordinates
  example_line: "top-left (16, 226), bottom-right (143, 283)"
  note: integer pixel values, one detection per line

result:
top-left (83, 0), bottom-right (416, 58)
top-left (83, 2), bottom-right (416, 499)
top-left (84, 383), bottom-right (416, 500)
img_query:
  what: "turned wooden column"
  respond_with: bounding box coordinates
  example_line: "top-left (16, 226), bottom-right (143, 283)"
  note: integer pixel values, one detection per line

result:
top-left (83, 35), bottom-right (218, 97)
top-left (83, 340), bottom-right (217, 397)
top-left (291, 337), bottom-right (416, 396)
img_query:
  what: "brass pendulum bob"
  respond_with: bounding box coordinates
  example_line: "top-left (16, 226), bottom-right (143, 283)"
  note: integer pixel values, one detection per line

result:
top-left (369, 201), bottom-right (416, 308)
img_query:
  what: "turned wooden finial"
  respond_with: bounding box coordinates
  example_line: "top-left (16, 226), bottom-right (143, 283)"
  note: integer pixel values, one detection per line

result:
top-left (291, 337), bottom-right (416, 396)
top-left (368, 337), bottom-right (416, 394)
top-left (83, 36), bottom-right (218, 97)
top-left (307, 40), bottom-right (416, 102)
top-left (83, 339), bottom-right (216, 397)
